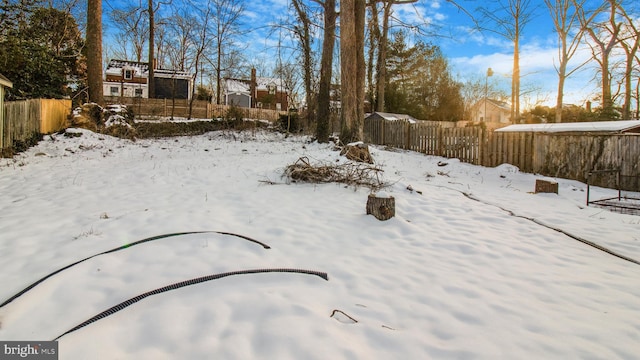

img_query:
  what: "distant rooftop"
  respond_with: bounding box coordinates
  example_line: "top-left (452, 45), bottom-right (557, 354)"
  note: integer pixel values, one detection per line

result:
top-left (105, 59), bottom-right (192, 80)
top-left (224, 77), bottom-right (286, 94)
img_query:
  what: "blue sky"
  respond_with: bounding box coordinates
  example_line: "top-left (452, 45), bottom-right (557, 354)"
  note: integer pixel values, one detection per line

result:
top-left (391, 0), bottom-right (603, 108)
top-left (239, 0), bottom-right (606, 108)
top-left (102, 0), bottom-right (611, 109)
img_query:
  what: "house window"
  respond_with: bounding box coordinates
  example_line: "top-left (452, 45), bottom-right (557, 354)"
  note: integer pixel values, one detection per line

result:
top-left (110, 87), bottom-right (119, 96)
top-left (268, 85), bottom-right (276, 95)
top-left (135, 88), bottom-right (143, 97)
top-left (124, 69), bottom-right (133, 80)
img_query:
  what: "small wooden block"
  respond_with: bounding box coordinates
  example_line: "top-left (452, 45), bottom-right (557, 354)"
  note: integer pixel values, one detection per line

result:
top-left (535, 179), bottom-right (558, 194)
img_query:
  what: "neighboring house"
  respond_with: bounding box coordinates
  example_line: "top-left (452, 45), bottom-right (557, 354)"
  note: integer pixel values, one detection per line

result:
top-left (472, 98), bottom-right (511, 125)
top-left (365, 112), bottom-right (417, 123)
top-left (1, 74), bottom-right (13, 138)
top-left (103, 59), bottom-right (194, 100)
top-left (224, 68), bottom-right (288, 111)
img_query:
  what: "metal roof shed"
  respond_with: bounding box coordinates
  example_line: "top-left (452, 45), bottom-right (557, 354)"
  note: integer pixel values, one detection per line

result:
top-left (365, 112), bottom-right (417, 123)
top-left (0, 73), bottom-right (11, 89)
top-left (495, 120), bottom-right (640, 135)
top-left (1, 73), bottom-right (14, 149)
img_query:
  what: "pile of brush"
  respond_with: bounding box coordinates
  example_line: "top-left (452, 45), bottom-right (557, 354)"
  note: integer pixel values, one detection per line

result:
top-left (284, 156), bottom-right (386, 190)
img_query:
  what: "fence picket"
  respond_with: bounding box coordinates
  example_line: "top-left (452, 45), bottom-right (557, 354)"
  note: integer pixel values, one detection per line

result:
top-left (2, 99), bottom-right (71, 150)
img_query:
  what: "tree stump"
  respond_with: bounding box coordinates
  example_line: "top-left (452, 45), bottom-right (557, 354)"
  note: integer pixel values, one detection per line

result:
top-left (366, 194), bottom-right (395, 221)
top-left (535, 179), bottom-right (558, 194)
top-left (341, 142), bottom-right (373, 164)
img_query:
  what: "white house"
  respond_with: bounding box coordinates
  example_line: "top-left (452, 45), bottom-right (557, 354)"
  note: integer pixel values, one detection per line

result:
top-left (223, 69), bottom-right (288, 111)
top-left (472, 98), bottom-right (511, 125)
top-left (103, 59), bottom-right (194, 100)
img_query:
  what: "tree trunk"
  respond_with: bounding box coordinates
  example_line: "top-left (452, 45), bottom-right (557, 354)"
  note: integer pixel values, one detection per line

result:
top-left (366, 194), bottom-right (395, 220)
top-left (148, 0), bottom-right (155, 99)
top-left (619, 16), bottom-right (638, 120)
top-left (555, 29), bottom-right (568, 123)
top-left (355, 0), bottom-right (365, 129)
top-left (512, 30), bottom-right (520, 123)
top-left (375, 1), bottom-right (391, 112)
top-left (340, 0), bottom-right (364, 143)
top-left (292, 0), bottom-right (315, 125)
top-left (367, 2), bottom-right (379, 111)
top-left (86, 0), bottom-right (103, 105)
top-left (216, 32), bottom-right (222, 105)
top-left (316, 0), bottom-right (336, 143)
top-left (555, 71), bottom-right (565, 122)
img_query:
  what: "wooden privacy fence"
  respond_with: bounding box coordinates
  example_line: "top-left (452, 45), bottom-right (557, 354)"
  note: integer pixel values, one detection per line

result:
top-left (364, 119), bottom-right (483, 164)
top-left (2, 99), bottom-right (71, 149)
top-left (104, 96), bottom-right (286, 122)
top-left (364, 118), bottom-right (640, 191)
top-left (532, 134), bottom-right (640, 190)
top-left (483, 132), bottom-right (535, 173)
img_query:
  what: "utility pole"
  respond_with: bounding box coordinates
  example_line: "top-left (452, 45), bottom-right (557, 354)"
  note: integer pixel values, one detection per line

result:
top-left (484, 67), bottom-right (493, 123)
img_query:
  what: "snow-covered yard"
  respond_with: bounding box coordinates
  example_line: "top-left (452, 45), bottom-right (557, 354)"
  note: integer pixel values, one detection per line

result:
top-left (1, 128), bottom-right (639, 359)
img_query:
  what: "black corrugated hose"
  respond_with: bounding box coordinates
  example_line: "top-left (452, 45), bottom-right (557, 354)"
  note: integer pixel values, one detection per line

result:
top-left (53, 268), bottom-right (329, 341)
top-left (0, 231), bottom-right (271, 309)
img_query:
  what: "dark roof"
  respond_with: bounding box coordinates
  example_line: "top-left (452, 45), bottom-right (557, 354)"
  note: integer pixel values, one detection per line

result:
top-left (105, 59), bottom-right (192, 80)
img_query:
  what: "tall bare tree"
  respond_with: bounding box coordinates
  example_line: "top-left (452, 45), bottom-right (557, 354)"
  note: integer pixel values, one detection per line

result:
top-left (367, 2), bottom-right (380, 110)
top-left (617, 5), bottom-right (639, 119)
top-left (187, 0), bottom-right (214, 119)
top-left (146, 0), bottom-right (169, 98)
top-left (363, 0), bottom-right (417, 113)
top-left (211, 0), bottom-right (245, 105)
top-left (545, 0), bottom-right (598, 122)
top-left (148, 0), bottom-right (155, 98)
top-left (166, 8), bottom-right (195, 72)
top-left (580, 0), bottom-right (622, 119)
top-left (291, 0), bottom-right (315, 122)
top-left (314, 0), bottom-right (337, 143)
top-left (86, 0), bottom-right (103, 105)
top-left (109, 2), bottom-right (149, 63)
top-left (477, 0), bottom-right (536, 123)
top-left (340, 0), bottom-right (365, 142)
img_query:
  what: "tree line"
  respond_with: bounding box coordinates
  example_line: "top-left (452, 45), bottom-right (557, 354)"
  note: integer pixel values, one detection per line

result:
top-left (1, 0), bottom-right (639, 143)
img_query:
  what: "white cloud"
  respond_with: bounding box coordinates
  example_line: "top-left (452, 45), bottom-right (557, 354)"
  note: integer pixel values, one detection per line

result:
top-left (451, 40), bottom-right (602, 108)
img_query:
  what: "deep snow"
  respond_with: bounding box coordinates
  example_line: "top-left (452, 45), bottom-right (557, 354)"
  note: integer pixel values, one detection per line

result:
top-left (1, 128), bottom-right (639, 359)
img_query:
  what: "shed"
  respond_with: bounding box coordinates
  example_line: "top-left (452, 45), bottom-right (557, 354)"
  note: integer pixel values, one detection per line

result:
top-left (1, 73), bottom-right (14, 145)
top-left (495, 120), bottom-right (640, 135)
top-left (365, 112), bottom-right (417, 123)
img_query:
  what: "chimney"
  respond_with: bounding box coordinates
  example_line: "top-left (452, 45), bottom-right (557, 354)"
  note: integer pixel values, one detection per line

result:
top-left (250, 68), bottom-right (256, 108)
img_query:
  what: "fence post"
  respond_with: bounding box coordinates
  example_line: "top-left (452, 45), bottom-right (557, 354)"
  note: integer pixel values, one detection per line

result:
top-left (437, 127), bottom-right (443, 157)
